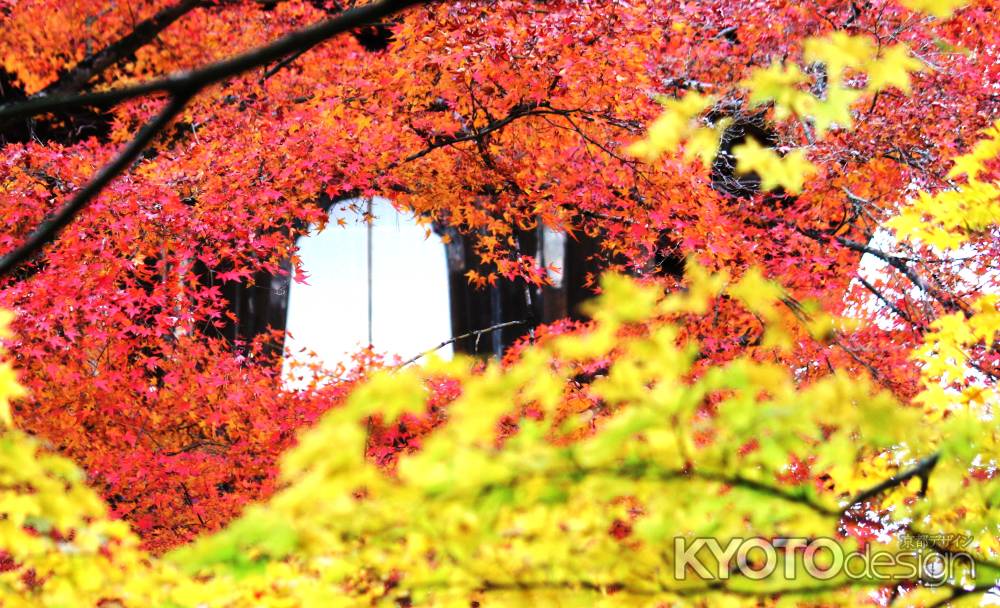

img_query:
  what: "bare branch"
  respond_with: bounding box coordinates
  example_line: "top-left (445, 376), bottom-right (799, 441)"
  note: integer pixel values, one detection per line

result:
top-left (398, 320), bottom-right (528, 367)
top-left (401, 102), bottom-right (545, 164)
top-left (796, 226), bottom-right (966, 314)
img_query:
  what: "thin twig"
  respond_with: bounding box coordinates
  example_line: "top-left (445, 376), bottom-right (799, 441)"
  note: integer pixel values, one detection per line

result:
top-left (260, 47), bottom-right (310, 82)
top-left (854, 273), bottom-right (925, 328)
top-left (397, 320), bottom-right (528, 367)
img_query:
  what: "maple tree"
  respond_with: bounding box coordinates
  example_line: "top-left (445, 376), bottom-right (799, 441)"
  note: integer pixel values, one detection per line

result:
top-left (0, 0), bottom-right (1000, 605)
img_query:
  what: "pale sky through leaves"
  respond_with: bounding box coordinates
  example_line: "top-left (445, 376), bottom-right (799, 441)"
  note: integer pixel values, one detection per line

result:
top-left (283, 198), bottom-right (452, 382)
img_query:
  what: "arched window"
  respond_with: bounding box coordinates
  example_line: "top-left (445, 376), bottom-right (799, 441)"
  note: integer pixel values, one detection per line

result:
top-left (283, 198), bottom-right (452, 378)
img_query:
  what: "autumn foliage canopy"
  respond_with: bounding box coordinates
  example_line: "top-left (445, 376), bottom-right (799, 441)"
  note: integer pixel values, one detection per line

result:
top-left (1, 0), bottom-right (1000, 605)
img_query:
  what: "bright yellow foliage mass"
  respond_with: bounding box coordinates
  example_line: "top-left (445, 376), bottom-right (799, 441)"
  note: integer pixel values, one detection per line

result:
top-left (888, 122), bottom-right (1000, 250)
top-left (902, 0), bottom-right (971, 17)
top-left (629, 30), bottom-right (931, 193)
top-left (891, 122), bottom-right (1000, 451)
top-left (1, 255), bottom-right (999, 606)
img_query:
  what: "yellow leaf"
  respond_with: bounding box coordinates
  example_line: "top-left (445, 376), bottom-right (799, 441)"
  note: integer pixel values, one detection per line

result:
top-left (683, 125), bottom-right (727, 167)
top-left (803, 32), bottom-right (876, 81)
top-left (733, 139), bottom-right (816, 194)
top-left (625, 92), bottom-right (716, 163)
top-left (811, 85), bottom-right (861, 136)
top-left (866, 44), bottom-right (924, 93)
top-left (901, 0), bottom-right (968, 17)
top-left (742, 62), bottom-right (814, 120)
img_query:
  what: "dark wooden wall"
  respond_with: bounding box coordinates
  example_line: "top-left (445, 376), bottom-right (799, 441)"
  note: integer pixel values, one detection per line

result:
top-left (200, 261), bottom-right (293, 357)
top-left (440, 225), bottom-right (605, 357)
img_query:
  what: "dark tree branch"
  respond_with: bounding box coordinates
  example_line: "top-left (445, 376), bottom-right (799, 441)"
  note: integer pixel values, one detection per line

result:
top-left (397, 102), bottom-right (634, 174)
top-left (854, 273), bottom-right (926, 329)
top-left (835, 234), bottom-right (966, 314)
top-left (260, 47), bottom-right (312, 82)
top-left (0, 93), bottom-right (192, 278)
top-left (795, 226), bottom-right (966, 314)
top-left (0, 0), bottom-right (208, 142)
top-left (0, 0), bottom-right (426, 122)
top-left (0, 0), bottom-right (429, 279)
top-left (41, 0), bottom-right (204, 96)
top-left (844, 453), bottom-right (940, 515)
top-left (401, 102), bottom-right (545, 164)
top-left (925, 585), bottom-right (997, 608)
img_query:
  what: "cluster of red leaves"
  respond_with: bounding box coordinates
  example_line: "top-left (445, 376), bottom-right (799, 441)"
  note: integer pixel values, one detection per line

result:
top-left (365, 375), bottom-right (463, 468)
